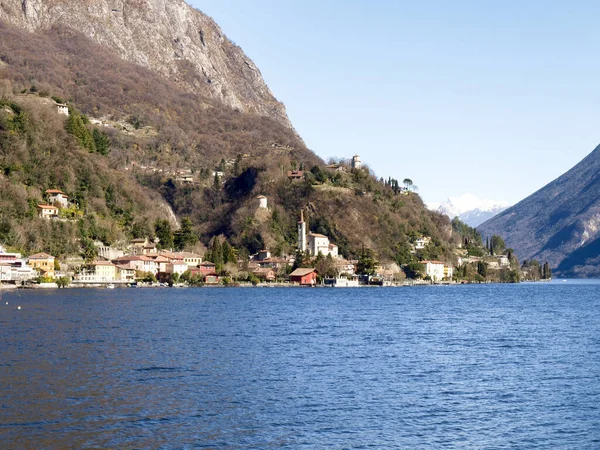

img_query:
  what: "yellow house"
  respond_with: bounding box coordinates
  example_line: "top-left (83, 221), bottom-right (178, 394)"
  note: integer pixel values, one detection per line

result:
top-left (28, 252), bottom-right (56, 278)
top-left (91, 261), bottom-right (118, 281)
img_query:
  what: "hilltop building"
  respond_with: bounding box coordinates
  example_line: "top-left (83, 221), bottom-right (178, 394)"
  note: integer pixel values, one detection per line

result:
top-left (46, 189), bottom-right (69, 208)
top-left (257, 195), bottom-right (268, 209)
top-left (351, 154), bottom-right (362, 170)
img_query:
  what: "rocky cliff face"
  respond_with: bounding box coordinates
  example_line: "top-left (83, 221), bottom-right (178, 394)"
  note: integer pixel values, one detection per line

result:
top-left (0, 0), bottom-right (292, 128)
top-left (478, 144), bottom-right (600, 277)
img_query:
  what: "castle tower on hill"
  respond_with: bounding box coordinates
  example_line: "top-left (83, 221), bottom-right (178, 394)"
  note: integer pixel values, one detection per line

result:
top-left (351, 154), bottom-right (361, 170)
top-left (298, 210), bottom-right (307, 252)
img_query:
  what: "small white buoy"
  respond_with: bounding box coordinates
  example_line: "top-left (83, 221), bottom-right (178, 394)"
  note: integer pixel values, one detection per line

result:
top-left (17, 306), bottom-right (21, 310)
top-left (5, 301), bottom-right (8, 305)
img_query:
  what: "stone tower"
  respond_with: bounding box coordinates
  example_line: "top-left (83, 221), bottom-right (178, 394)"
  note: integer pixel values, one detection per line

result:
top-left (351, 154), bottom-right (362, 170)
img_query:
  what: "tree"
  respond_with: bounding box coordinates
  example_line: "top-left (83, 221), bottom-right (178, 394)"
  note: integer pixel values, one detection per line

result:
top-left (403, 178), bottom-right (413, 191)
top-left (357, 247), bottom-right (377, 276)
top-left (174, 217), bottom-right (198, 250)
top-left (477, 261), bottom-right (487, 278)
top-left (542, 261), bottom-right (552, 279)
top-left (154, 219), bottom-right (174, 249)
top-left (66, 109), bottom-right (96, 153)
top-left (92, 128), bottom-right (111, 155)
top-left (490, 235), bottom-right (506, 255)
top-left (404, 262), bottom-right (425, 279)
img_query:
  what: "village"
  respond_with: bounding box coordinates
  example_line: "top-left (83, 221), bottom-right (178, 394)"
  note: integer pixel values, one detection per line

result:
top-left (0, 182), bottom-right (515, 289)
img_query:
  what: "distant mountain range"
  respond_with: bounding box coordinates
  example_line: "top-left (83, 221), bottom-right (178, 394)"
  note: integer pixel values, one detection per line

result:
top-left (478, 144), bottom-right (600, 277)
top-left (428, 194), bottom-right (510, 227)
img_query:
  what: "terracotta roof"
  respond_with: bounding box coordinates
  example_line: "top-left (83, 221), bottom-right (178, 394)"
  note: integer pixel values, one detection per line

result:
top-left (92, 261), bottom-right (115, 266)
top-left (200, 261), bottom-right (216, 266)
top-left (37, 204), bottom-right (58, 210)
top-left (45, 189), bottom-right (66, 195)
top-left (28, 252), bottom-right (55, 259)
top-left (290, 268), bottom-right (316, 277)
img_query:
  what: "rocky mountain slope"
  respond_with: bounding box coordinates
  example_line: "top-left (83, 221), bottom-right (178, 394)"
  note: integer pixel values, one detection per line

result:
top-left (478, 144), bottom-right (600, 277)
top-left (429, 193), bottom-right (510, 227)
top-left (0, 3), bottom-right (463, 267)
top-left (0, 0), bottom-right (292, 128)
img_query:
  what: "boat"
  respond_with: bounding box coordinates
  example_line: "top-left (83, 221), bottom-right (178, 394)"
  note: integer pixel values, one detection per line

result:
top-left (106, 283), bottom-right (115, 289)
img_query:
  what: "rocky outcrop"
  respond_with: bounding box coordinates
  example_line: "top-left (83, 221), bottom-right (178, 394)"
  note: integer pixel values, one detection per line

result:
top-left (478, 144), bottom-right (600, 277)
top-left (0, 0), bottom-right (292, 128)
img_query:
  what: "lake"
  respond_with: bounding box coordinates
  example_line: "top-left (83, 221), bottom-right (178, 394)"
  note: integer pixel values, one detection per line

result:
top-left (1, 282), bottom-right (600, 448)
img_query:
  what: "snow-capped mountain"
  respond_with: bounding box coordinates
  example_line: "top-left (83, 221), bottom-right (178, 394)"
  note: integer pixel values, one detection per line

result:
top-left (428, 193), bottom-right (510, 227)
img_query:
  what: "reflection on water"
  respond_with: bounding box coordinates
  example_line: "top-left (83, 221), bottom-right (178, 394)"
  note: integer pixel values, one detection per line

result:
top-left (1, 284), bottom-right (600, 448)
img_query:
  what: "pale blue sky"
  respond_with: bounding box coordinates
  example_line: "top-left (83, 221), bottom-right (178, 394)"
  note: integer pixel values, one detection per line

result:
top-left (191, 1), bottom-right (600, 205)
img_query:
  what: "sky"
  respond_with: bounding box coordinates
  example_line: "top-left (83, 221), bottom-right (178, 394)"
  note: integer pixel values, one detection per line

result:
top-left (191, 0), bottom-right (600, 205)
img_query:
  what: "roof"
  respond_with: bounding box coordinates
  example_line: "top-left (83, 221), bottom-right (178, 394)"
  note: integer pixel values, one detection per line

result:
top-left (92, 261), bottom-right (116, 267)
top-left (256, 195), bottom-right (267, 199)
top-left (421, 260), bottom-right (445, 265)
top-left (308, 232), bottom-right (328, 238)
top-left (37, 204), bottom-right (58, 210)
top-left (200, 261), bottom-right (216, 266)
top-left (45, 189), bottom-right (66, 195)
top-left (28, 252), bottom-right (55, 259)
top-left (328, 243), bottom-right (338, 249)
top-left (290, 268), bottom-right (316, 277)
top-left (131, 238), bottom-right (146, 243)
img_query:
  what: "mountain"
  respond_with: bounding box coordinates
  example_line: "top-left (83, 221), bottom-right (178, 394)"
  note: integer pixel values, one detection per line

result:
top-left (0, 4), bottom-right (463, 266)
top-left (0, 0), bottom-right (292, 128)
top-left (478, 144), bottom-right (600, 277)
top-left (429, 193), bottom-right (510, 227)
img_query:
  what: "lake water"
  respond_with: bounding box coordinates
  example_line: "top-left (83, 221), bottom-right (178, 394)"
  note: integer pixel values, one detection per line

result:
top-left (1, 282), bottom-right (600, 448)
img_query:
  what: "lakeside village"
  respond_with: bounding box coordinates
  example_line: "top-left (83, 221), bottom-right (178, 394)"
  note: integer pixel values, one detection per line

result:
top-left (0, 178), bottom-right (544, 289)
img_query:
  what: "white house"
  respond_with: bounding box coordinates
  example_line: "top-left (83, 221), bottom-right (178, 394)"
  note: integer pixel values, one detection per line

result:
top-left (45, 189), bottom-right (69, 208)
top-left (414, 236), bottom-right (431, 250)
top-left (166, 260), bottom-right (189, 276)
top-left (56, 103), bottom-right (69, 116)
top-left (307, 233), bottom-right (338, 257)
top-left (37, 204), bottom-right (59, 219)
top-left (0, 247), bottom-right (36, 282)
top-left (421, 260), bottom-right (445, 281)
top-left (257, 195), bottom-right (268, 209)
top-left (497, 255), bottom-right (510, 267)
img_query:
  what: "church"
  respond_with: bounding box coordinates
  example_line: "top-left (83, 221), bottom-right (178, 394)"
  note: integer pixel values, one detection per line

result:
top-left (297, 211), bottom-right (338, 257)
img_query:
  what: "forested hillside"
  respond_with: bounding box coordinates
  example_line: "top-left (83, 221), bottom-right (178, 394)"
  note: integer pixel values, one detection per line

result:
top-left (0, 19), bottom-right (463, 266)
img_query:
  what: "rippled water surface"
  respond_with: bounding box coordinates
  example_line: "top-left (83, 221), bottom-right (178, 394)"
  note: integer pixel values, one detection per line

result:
top-left (2, 282), bottom-right (600, 448)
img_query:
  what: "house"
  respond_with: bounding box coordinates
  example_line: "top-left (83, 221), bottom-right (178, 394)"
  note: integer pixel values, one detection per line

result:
top-left (180, 252), bottom-right (202, 267)
top-left (89, 261), bottom-right (117, 281)
top-left (56, 103), bottom-right (69, 116)
top-left (257, 195), bottom-right (268, 209)
top-left (326, 163), bottom-right (346, 172)
top-left (28, 252), bottom-right (56, 278)
top-left (212, 170), bottom-right (225, 178)
top-left (130, 238), bottom-right (147, 255)
top-left (252, 268), bottom-right (276, 282)
top-left (287, 170), bottom-right (304, 180)
top-left (444, 265), bottom-right (454, 279)
top-left (257, 257), bottom-right (290, 270)
top-left (414, 236), bottom-right (431, 250)
top-left (255, 250), bottom-right (271, 261)
top-left (37, 204), bottom-right (59, 219)
top-left (307, 233), bottom-right (338, 257)
top-left (198, 261), bottom-right (217, 276)
top-left (0, 246), bottom-right (36, 282)
top-left (289, 268), bottom-right (318, 285)
top-left (334, 259), bottom-right (357, 275)
top-left (165, 260), bottom-right (189, 277)
top-left (176, 174), bottom-right (194, 183)
top-left (115, 264), bottom-right (136, 282)
top-left (112, 255), bottom-right (157, 275)
top-left (421, 260), bottom-right (445, 282)
top-left (45, 189), bottom-right (69, 208)
top-left (497, 255), bottom-right (510, 267)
